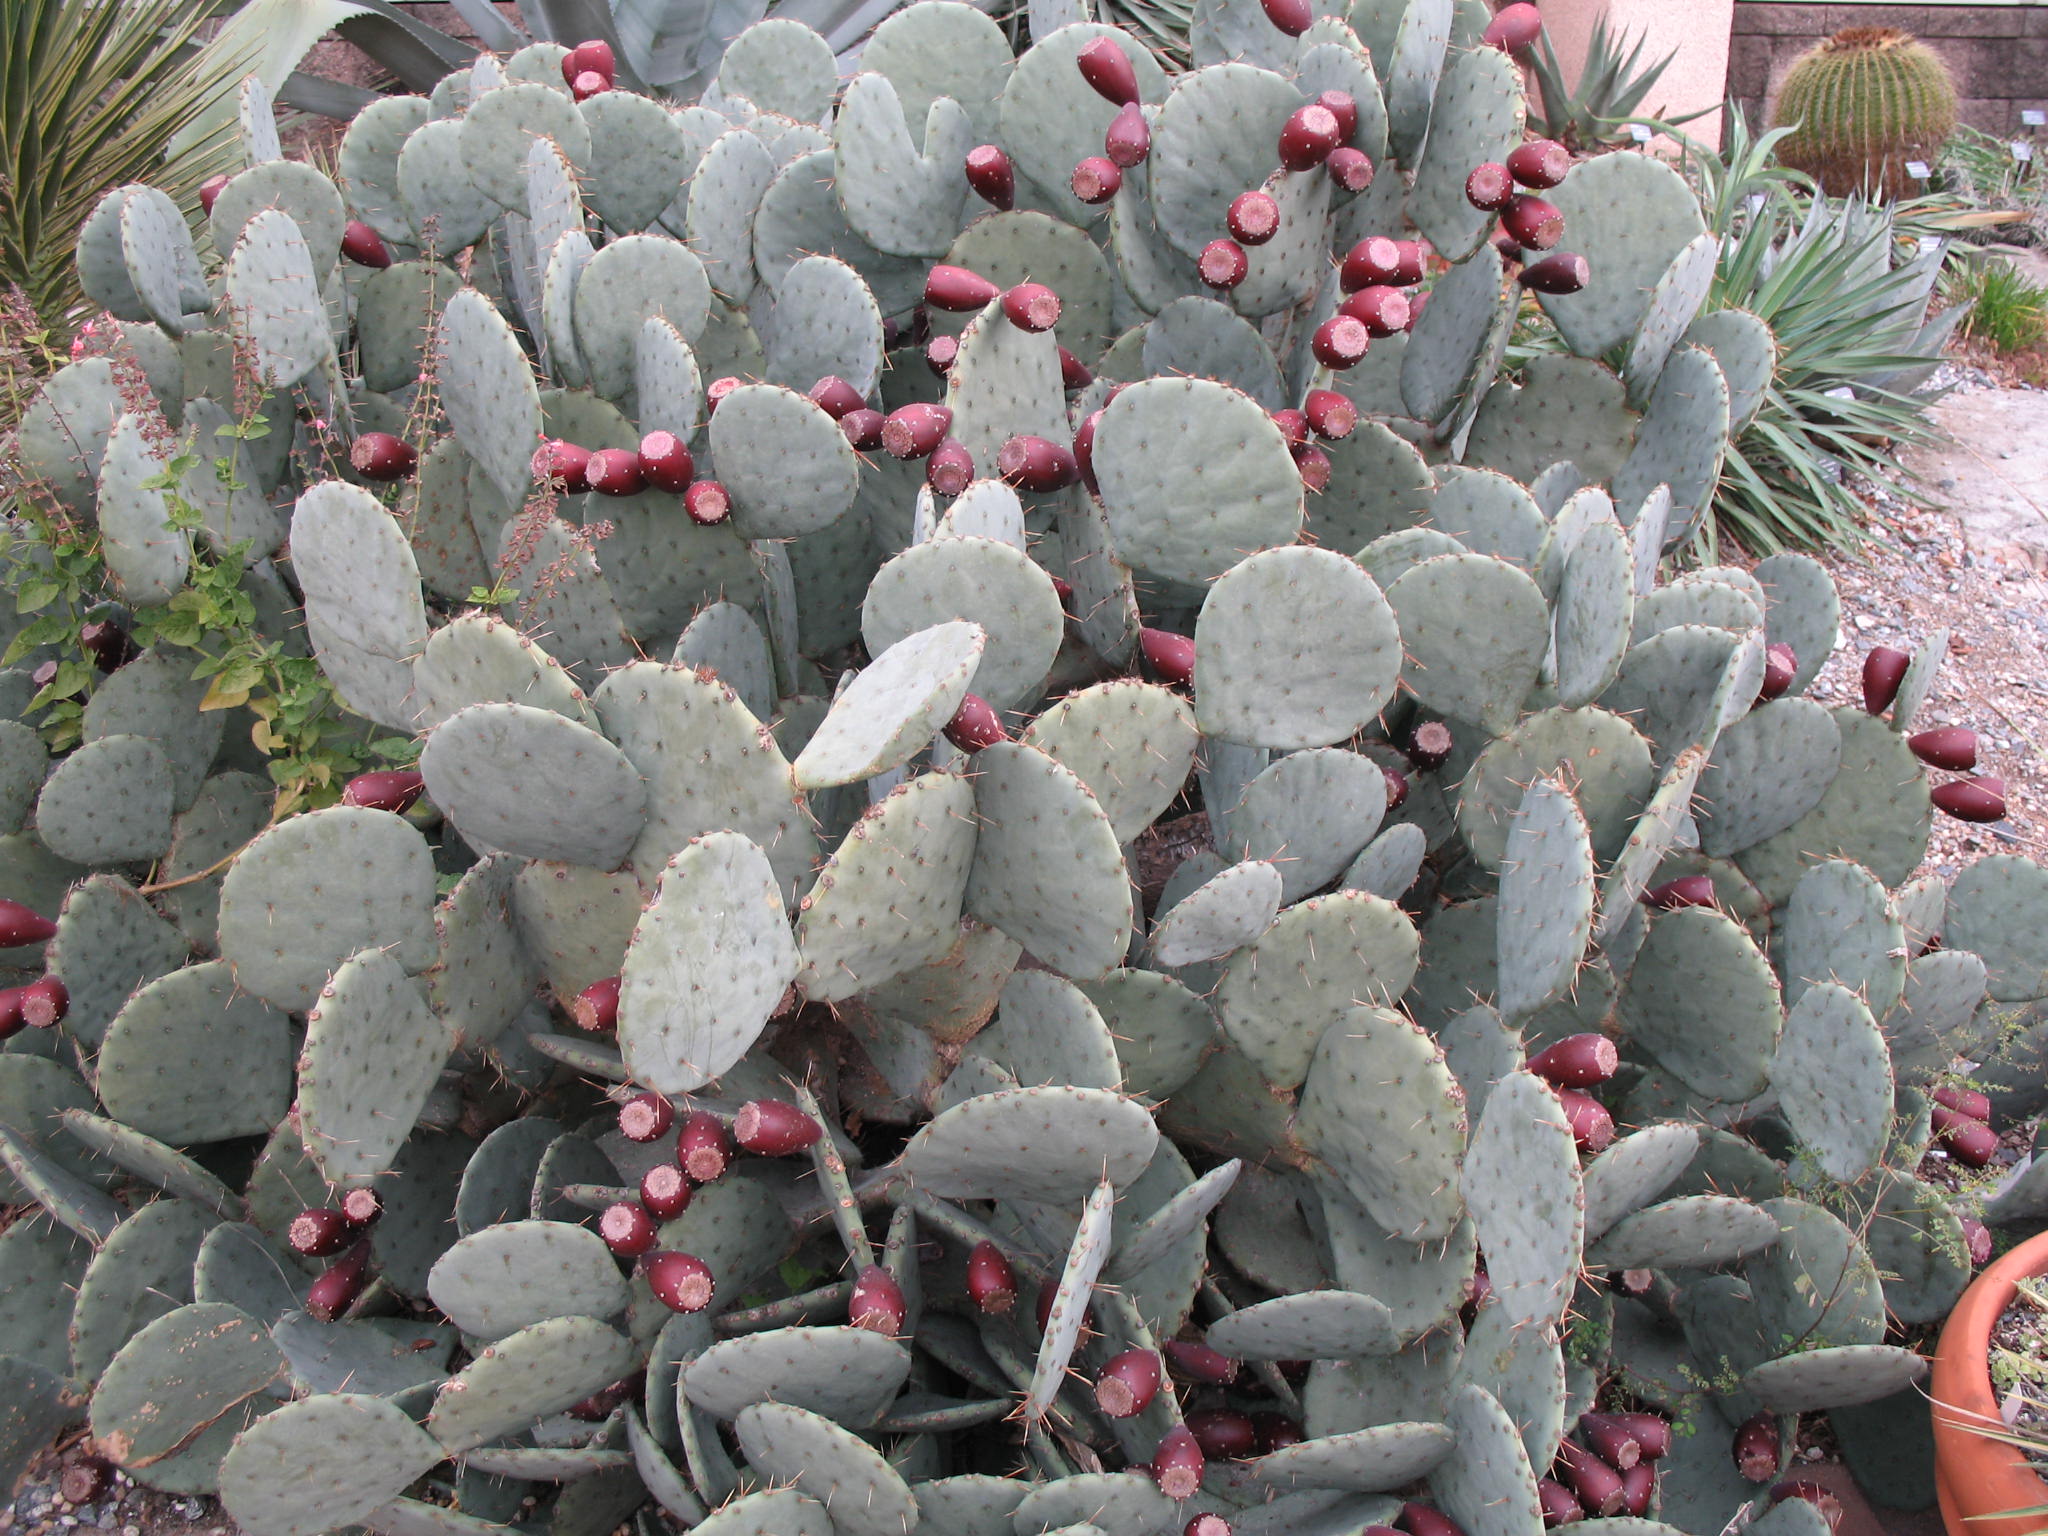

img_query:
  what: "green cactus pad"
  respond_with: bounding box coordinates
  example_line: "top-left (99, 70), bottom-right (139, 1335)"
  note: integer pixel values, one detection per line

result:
top-left (1865, 1171), bottom-right (1969, 1324)
top-left (14, 357), bottom-right (120, 514)
top-left (1749, 1197), bottom-right (1886, 1348)
top-left (962, 741), bottom-right (1133, 978)
top-left (618, 830), bottom-right (800, 1094)
top-left (1011, 1474), bottom-right (1171, 1536)
top-left (35, 734), bottom-right (173, 865)
top-left (511, 859), bottom-right (645, 1000)
top-left (1457, 709), bottom-right (1651, 875)
top-left (1018, 682), bottom-right (1198, 845)
top-left (1247, 1420), bottom-right (1457, 1493)
top-left (412, 613), bottom-right (593, 730)
top-left (1217, 892), bottom-right (1418, 1090)
top-left (300, 948), bottom-right (452, 1188)
top-left (1427, 1383), bottom-right (1543, 1536)
top-left (1946, 854), bottom-right (2048, 1002)
top-left (833, 72), bottom-right (973, 255)
top-left (1742, 1345), bottom-right (1927, 1413)
top-left (71, 1198), bottom-right (220, 1380)
top-left (1093, 376), bottom-right (1305, 587)
top-left (1298, 1006), bottom-right (1466, 1240)
top-left (1586, 1194), bottom-right (1781, 1270)
top-left (1024, 1175), bottom-right (1115, 1424)
top-left (1193, 547), bottom-right (1400, 750)
top-left (96, 413), bottom-right (185, 604)
top-left (762, 256), bottom-right (884, 398)
top-left (977, 969), bottom-right (1122, 1091)
top-left (121, 186), bottom-right (209, 334)
top-left (1463, 1071), bottom-right (1583, 1329)
top-left (1736, 708), bottom-right (1930, 905)
top-left (1694, 699), bottom-right (1841, 857)
top-left (421, 702), bottom-right (647, 868)
top-left (1073, 968), bottom-right (1216, 1103)
top-left (92, 1302), bottom-right (284, 1470)
top-left (290, 481), bottom-right (429, 730)
top-left (1624, 233), bottom-right (1722, 407)
top-left (1581, 1125), bottom-right (1699, 1243)
top-left (734, 1401), bottom-right (918, 1536)
top-left (1534, 153), bottom-right (1706, 358)
top-left (1149, 859), bottom-right (1283, 968)
top-left (426, 1314), bottom-right (637, 1453)
top-left (57, 1111), bottom-right (237, 1219)
top-left (1408, 44), bottom-right (1523, 261)
top-left (426, 1219), bottom-right (629, 1340)
top-left (690, 1489), bottom-right (833, 1536)
top-left (1611, 348), bottom-right (1730, 538)
top-left (1427, 469), bottom-right (1547, 572)
top-left (687, 130), bottom-right (778, 305)
top-left (754, 152), bottom-right (926, 315)
top-left (1465, 357), bottom-right (1636, 490)
top-left (1889, 627), bottom-right (1948, 734)
top-left (49, 874), bottom-right (187, 1049)
top-left (1401, 245), bottom-right (1508, 430)
top-left (1144, 296), bottom-right (1285, 410)
top-left (683, 1325), bottom-right (911, 1424)
top-left (397, 118), bottom-right (497, 251)
top-left (460, 81), bottom-right (590, 210)
top-left (1459, 1297), bottom-right (1567, 1471)
top-left (1750, 554), bottom-right (1838, 694)
top-left (0, 1215), bottom-right (89, 1375)
top-left (1226, 749), bottom-right (1388, 901)
top-left (1617, 907), bottom-right (1782, 1101)
top-left (211, 160), bottom-right (345, 266)
top-left (96, 961), bottom-right (292, 1144)
top-left (1312, 423), bottom-right (1435, 553)
top-left (339, 94), bottom-right (431, 240)
top-left (900, 1084), bottom-right (1158, 1201)
top-left (429, 856), bottom-right (542, 1048)
top-left (1107, 1157), bottom-right (1239, 1280)
top-left (1208, 1290), bottom-right (1402, 1360)
top-left (1783, 858), bottom-right (1905, 1019)
top-left (438, 287), bottom-right (543, 506)
top-left (862, 536), bottom-right (1062, 713)
top-left (707, 383), bottom-right (861, 538)
top-left (224, 210), bottom-right (328, 387)
top-left (1682, 308), bottom-right (1777, 430)
top-left (220, 1393), bottom-right (444, 1536)
top-left (456, 1116), bottom-right (562, 1235)
top-left (1387, 555), bottom-right (1547, 735)
top-left (1494, 778), bottom-right (1595, 1020)
top-left (1632, 578), bottom-right (1762, 646)
top-left (796, 772), bottom-right (977, 1001)
top-left (217, 805), bottom-right (437, 1009)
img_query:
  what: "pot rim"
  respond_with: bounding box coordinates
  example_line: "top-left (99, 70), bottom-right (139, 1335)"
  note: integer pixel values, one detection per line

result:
top-left (1932, 1227), bottom-right (2048, 1536)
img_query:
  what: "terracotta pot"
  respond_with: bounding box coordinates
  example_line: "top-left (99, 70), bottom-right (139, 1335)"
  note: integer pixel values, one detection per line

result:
top-left (1932, 1228), bottom-right (2048, 1536)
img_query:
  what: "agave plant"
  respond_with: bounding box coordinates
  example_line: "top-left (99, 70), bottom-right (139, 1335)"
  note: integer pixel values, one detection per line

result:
top-left (1525, 11), bottom-right (1710, 152)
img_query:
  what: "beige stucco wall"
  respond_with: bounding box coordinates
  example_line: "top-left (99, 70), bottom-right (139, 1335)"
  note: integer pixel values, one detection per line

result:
top-left (1535, 0), bottom-right (1735, 146)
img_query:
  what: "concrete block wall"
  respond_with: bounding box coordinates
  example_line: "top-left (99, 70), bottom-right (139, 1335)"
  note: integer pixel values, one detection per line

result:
top-left (1727, 3), bottom-right (2048, 137)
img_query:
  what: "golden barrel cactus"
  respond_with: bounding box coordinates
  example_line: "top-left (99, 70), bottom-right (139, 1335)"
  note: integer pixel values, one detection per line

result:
top-left (1771, 26), bottom-right (1959, 199)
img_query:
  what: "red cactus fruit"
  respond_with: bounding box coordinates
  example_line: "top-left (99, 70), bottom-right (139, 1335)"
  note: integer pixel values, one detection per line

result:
top-left (965, 144), bottom-right (1016, 210)
top-left (1577, 1413), bottom-right (1642, 1470)
top-left (966, 1239), bottom-right (1018, 1313)
top-left (1557, 1088), bottom-right (1616, 1153)
top-left (1153, 1426), bottom-right (1206, 1500)
top-left (1072, 155), bottom-right (1124, 204)
top-left (944, 694), bottom-right (1008, 752)
top-left (1538, 1478), bottom-right (1584, 1527)
top-left (1643, 875), bottom-right (1716, 910)
top-left (341, 221), bottom-right (394, 269)
top-left (1002, 283), bottom-right (1062, 333)
top-left (1961, 1215), bottom-right (1993, 1266)
top-left (601, 1201), bottom-right (659, 1256)
top-left (565, 39), bottom-right (615, 82)
top-left (1406, 720), bottom-right (1454, 771)
top-left (1398, 1504), bottom-right (1468, 1536)
top-left (1934, 1083), bottom-right (1994, 1121)
top-left (1279, 105), bottom-right (1343, 172)
top-left (641, 1163), bottom-right (692, 1221)
top-left (1106, 102), bottom-right (1152, 167)
top-left (289, 1207), bottom-right (353, 1258)
top-left (1060, 346), bottom-right (1093, 390)
top-left (1141, 628), bottom-right (1196, 685)
top-left (1519, 253), bottom-right (1590, 294)
top-left (1317, 91), bottom-right (1360, 142)
top-left (1507, 139), bottom-right (1572, 190)
top-left (1759, 642), bottom-right (1798, 701)
top-left (807, 376), bottom-right (865, 420)
top-left (571, 975), bottom-right (621, 1032)
top-left (307, 1241), bottom-right (373, 1321)
top-left (1934, 776), bottom-right (2006, 823)
top-left (678, 1110), bottom-right (731, 1181)
top-left (1271, 408), bottom-right (1310, 449)
top-left (1732, 1412), bottom-right (1779, 1482)
top-left (1294, 443), bottom-right (1332, 493)
top-left (1383, 766), bottom-right (1410, 813)
top-left (841, 407), bottom-right (886, 449)
top-left (80, 619), bottom-right (136, 673)
top-left (1200, 239), bottom-right (1250, 290)
top-left (850, 1264), bottom-right (908, 1334)
top-left (1187, 1410), bottom-right (1259, 1460)
top-left (705, 376), bottom-right (744, 414)
top-left (567, 1376), bottom-right (640, 1421)
top-left (1938, 1114), bottom-right (1999, 1167)
top-left (1503, 195), bottom-right (1566, 250)
top-left (584, 447), bottom-right (646, 497)
top-left (1557, 1439), bottom-right (1625, 1516)
top-left (927, 438), bottom-right (975, 495)
top-left (18, 975), bottom-right (65, 1031)
top-left (350, 432), bottom-right (416, 482)
top-left (734, 1098), bottom-right (821, 1155)
top-left (1618, 1464), bottom-right (1654, 1518)
top-left (1074, 409), bottom-right (1104, 490)
top-left (1528, 1034), bottom-right (1619, 1089)
top-left (1466, 162), bottom-right (1516, 211)
top-left (645, 1251), bottom-right (715, 1313)
top-left (1484, 2), bottom-right (1544, 52)
top-left (1261, 0), bottom-right (1313, 34)
top-left (342, 770), bottom-right (425, 813)
top-left (685, 480), bottom-right (732, 525)
top-left (619, 1091), bottom-right (675, 1144)
top-left (1252, 1411), bottom-right (1306, 1454)
top-left (1304, 389), bottom-right (1358, 440)
top-left (571, 72), bottom-right (611, 102)
top-left (1228, 191), bottom-right (1282, 245)
top-left (1312, 315), bottom-right (1371, 368)
top-left (1327, 146), bottom-right (1375, 192)
top-left (1909, 727), bottom-right (1978, 771)
top-left (925, 335), bottom-right (960, 376)
top-left (533, 439), bottom-right (592, 493)
top-left (198, 174), bottom-right (230, 216)
top-left (1094, 1347), bottom-right (1163, 1417)
top-left (1185, 1517), bottom-right (1233, 1536)
top-left (882, 402), bottom-right (953, 460)
top-left (997, 434), bottom-right (1079, 491)
top-left (1862, 645), bottom-right (1910, 713)
top-left (636, 430), bottom-right (695, 494)
top-left (341, 1188), bottom-right (382, 1227)
top-left (1342, 236), bottom-right (1403, 290)
top-left (1076, 37), bottom-right (1141, 105)
top-left (925, 264), bottom-right (1001, 312)
top-left (1340, 285), bottom-right (1411, 336)
top-left (1163, 1338), bottom-right (1239, 1384)
top-left (1771, 1482), bottom-right (1844, 1533)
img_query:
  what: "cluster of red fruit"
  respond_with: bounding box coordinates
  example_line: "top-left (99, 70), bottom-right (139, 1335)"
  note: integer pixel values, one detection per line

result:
top-left (527, 431), bottom-right (731, 523)
top-left (597, 1093), bottom-right (851, 1319)
top-left (560, 38), bottom-right (618, 103)
top-left (0, 899), bottom-right (69, 1041)
top-left (1462, 139), bottom-right (1589, 297)
top-left (1541, 1410), bottom-right (1675, 1524)
top-left (1862, 644), bottom-right (2005, 823)
top-left (283, 1187), bottom-right (387, 1321)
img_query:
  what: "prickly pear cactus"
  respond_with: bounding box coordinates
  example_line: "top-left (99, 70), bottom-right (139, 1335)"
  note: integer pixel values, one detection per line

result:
top-left (0, 4), bottom-right (2031, 1534)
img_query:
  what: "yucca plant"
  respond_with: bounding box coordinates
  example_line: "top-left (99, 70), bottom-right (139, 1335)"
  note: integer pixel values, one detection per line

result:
top-left (1526, 10), bottom-right (1711, 151)
top-left (0, 0), bottom-right (244, 358)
